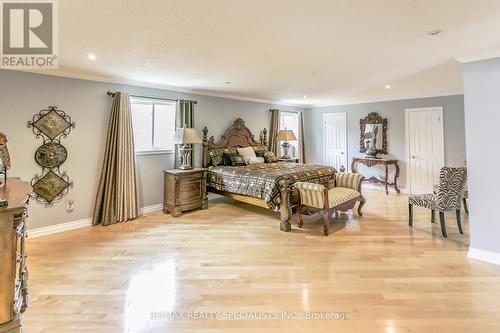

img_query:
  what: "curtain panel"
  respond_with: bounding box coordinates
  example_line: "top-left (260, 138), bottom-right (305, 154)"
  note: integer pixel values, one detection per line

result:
top-left (298, 112), bottom-right (306, 163)
top-left (269, 109), bottom-right (280, 155)
top-left (93, 92), bottom-right (140, 226)
top-left (175, 100), bottom-right (195, 168)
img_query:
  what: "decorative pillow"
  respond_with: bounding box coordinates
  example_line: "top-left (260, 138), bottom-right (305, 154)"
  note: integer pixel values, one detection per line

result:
top-left (208, 148), bottom-right (224, 166)
top-left (263, 151), bottom-right (278, 163)
top-left (255, 151), bottom-right (265, 157)
top-left (222, 153), bottom-right (238, 166)
top-left (253, 145), bottom-right (267, 152)
top-left (237, 147), bottom-right (257, 164)
top-left (247, 156), bottom-right (265, 165)
top-left (223, 147), bottom-right (238, 155)
top-left (228, 154), bottom-right (246, 166)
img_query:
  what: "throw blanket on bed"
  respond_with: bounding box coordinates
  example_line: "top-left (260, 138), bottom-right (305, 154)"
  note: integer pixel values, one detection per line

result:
top-left (207, 162), bottom-right (336, 209)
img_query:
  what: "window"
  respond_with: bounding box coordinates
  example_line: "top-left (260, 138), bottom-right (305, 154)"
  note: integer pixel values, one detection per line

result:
top-left (280, 111), bottom-right (300, 158)
top-left (130, 98), bottom-right (176, 154)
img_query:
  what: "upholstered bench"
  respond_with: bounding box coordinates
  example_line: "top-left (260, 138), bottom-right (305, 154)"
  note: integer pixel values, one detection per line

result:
top-left (293, 172), bottom-right (365, 235)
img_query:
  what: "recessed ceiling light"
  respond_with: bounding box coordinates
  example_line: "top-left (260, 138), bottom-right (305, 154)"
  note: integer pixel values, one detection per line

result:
top-left (225, 81), bottom-right (231, 85)
top-left (385, 84), bottom-right (391, 89)
top-left (428, 29), bottom-right (442, 36)
top-left (303, 95), bottom-right (307, 99)
top-left (87, 54), bottom-right (96, 60)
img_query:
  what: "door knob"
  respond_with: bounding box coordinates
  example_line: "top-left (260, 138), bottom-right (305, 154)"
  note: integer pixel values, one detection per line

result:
top-left (341, 152), bottom-right (344, 155)
top-left (411, 155), bottom-right (416, 159)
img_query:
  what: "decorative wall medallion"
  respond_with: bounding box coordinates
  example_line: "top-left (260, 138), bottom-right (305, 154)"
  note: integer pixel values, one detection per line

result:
top-left (32, 171), bottom-right (70, 203)
top-left (28, 106), bottom-right (75, 206)
top-left (31, 109), bottom-right (72, 140)
top-left (35, 143), bottom-right (67, 168)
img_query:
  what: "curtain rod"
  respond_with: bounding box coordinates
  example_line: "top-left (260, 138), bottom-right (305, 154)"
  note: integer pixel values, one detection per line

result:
top-left (107, 91), bottom-right (197, 104)
top-left (269, 109), bottom-right (302, 114)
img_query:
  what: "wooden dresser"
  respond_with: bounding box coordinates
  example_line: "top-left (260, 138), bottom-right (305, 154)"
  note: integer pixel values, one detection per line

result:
top-left (163, 168), bottom-right (208, 217)
top-left (0, 178), bottom-right (30, 333)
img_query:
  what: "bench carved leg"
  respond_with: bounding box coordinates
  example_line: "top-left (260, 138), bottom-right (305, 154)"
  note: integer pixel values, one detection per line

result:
top-left (358, 195), bottom-right (366, 217)
top-left (322, 211), bottom-right (330, 236)
top-left (280, 185), bottom-right (292, 232)
top-left (297, 205), bottom-right (304, 228)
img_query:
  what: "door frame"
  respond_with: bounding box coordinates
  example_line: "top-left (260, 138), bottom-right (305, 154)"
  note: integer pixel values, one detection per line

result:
top-left (404, 106), bottom-right (445, 193)
top-left (323, 112), bottom-right (347, 170)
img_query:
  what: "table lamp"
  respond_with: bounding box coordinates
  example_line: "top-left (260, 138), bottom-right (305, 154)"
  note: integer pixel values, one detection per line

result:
top-left (276, 128), bottom-right (297, 159)
top-left (173, 127), bottom-right (203, 170)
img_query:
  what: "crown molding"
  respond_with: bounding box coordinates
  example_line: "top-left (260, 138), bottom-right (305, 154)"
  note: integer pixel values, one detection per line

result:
top-left (305, 92), bottom-right (464, 109)
top-left (13, 68), bottom-right (301, 108)
top-left (454, 50), bottom-right (500, 64)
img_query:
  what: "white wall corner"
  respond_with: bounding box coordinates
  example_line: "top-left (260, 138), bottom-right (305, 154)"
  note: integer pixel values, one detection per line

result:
top-left (27, 203), bottom-right (163, 239)
top-left (468, 247), bottom-right (500, 266)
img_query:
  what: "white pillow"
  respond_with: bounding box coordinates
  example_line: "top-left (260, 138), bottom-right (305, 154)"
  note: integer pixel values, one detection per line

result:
top-left (248, 157), bottom-right (265, 165)
top-left (237, 147), bottom-right (257, 164)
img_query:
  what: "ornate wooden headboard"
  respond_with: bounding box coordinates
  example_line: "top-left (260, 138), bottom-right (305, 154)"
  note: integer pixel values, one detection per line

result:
top-left (202, 118), bottom-right (267, 168)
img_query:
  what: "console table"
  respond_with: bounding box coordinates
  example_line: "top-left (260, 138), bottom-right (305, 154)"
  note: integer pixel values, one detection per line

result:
top-left (351, 157), bottom-right (400, 194)
top-left (0, 178), bottom-right (30, 333)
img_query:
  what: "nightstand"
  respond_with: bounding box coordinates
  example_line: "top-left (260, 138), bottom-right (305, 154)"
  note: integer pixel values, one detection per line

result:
top-left (163, 168), bottom-right (208, 217)
top-left (278, 158), bottom-right (300, 163)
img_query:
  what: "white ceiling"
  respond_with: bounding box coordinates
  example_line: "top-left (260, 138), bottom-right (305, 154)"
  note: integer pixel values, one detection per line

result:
top-left (32, 0), bottom-right (500, 106)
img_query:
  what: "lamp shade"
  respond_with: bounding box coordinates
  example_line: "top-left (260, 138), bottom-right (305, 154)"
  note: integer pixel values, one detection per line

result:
top-left (276, 129), bottom-right (297, 141)
top-left (173, 127), bottom-right (203, 144)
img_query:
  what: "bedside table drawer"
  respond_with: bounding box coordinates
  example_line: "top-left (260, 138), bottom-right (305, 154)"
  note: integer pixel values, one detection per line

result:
top-left (180, 180), bottom-right (202, 193)
top-left (180, 173), bottom-right (202, 182)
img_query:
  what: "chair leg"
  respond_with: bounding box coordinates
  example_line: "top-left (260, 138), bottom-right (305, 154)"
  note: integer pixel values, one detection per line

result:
top-left (297, 205), bottom-right (304, 228)
top-left (408, 204), bottom-right (413, 227)
top-left (431, 210), bottom-right (435, 223)
top-left (456, 209), bottom-right (463, 234)
top-left (322, 212), bottom-right (330, 236)
top-left (439, 211), bottom-right (447, 238)
top-left (463, 198), bottom-right (469, 214)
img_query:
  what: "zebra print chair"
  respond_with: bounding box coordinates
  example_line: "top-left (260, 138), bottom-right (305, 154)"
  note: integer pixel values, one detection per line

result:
top-left (433, 163), bottom-right (469, 214)
top-left (408, 167), bottom-right (467, 238)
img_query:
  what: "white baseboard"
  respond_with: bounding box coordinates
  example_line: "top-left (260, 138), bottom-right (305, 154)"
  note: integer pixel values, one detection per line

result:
top-left (140, 203), bottom-right (163, 215)
top-left (362, 183), bottom-right (408, 194)
top-left (468, 247), bottom-right (500, 266)
top-left (27, 218), bottom-right (92, 239)
top-left (27, 203), bottom-right (163, 239)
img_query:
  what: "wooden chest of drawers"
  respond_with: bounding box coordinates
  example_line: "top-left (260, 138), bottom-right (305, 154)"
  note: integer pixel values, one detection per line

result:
top-left (163, 168), bottom-right (208, 217)
top-left (0, 178), bottom-right (30, 333)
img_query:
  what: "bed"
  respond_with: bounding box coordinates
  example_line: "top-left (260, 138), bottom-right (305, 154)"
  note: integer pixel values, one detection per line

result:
top-left (202, 118), bottom-right (337, 232)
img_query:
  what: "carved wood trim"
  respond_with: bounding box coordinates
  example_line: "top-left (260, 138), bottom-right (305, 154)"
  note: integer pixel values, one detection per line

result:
top-left (359, 112), bottom-right (388, 154)
top-left (202, 118), bottom-right (267, 168)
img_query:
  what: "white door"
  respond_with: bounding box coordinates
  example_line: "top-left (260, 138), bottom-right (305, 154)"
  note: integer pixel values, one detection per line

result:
top-left (323, 113), bottom-right (347, 171)
top-left (405, 107), bottom-right (445, 194)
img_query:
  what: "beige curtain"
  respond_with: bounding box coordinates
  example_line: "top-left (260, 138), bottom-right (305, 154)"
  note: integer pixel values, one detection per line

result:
top-left (92, 92), bottom-right (140, 226)
top-left (269, 109), bottom-right (280, 155)
top-left (175, 100), bottom-right (195, 168)
top-left (298, 112), bottom-right (306, 163)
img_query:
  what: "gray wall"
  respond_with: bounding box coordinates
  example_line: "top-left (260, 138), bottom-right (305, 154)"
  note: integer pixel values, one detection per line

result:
top-left (0, 70), bottom-right (301, 229)
top-left (304, 95), bottom-right (466, 190)
top-left (463, 57), bottom-right (500, 257)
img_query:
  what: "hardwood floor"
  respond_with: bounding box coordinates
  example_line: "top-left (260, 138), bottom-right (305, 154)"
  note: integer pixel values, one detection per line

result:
top-left (23, 190), bottom-right (500, 333)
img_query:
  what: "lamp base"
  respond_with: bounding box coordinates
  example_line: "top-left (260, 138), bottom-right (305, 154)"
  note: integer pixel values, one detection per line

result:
top-left (177, 145), bottom-right (193, 170)
top-left (280, 141), bottom-right (292, 160)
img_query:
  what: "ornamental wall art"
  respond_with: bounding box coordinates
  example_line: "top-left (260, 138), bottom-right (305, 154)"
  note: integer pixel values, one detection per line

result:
top-left (28, 106), bottom-right (75, 206)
